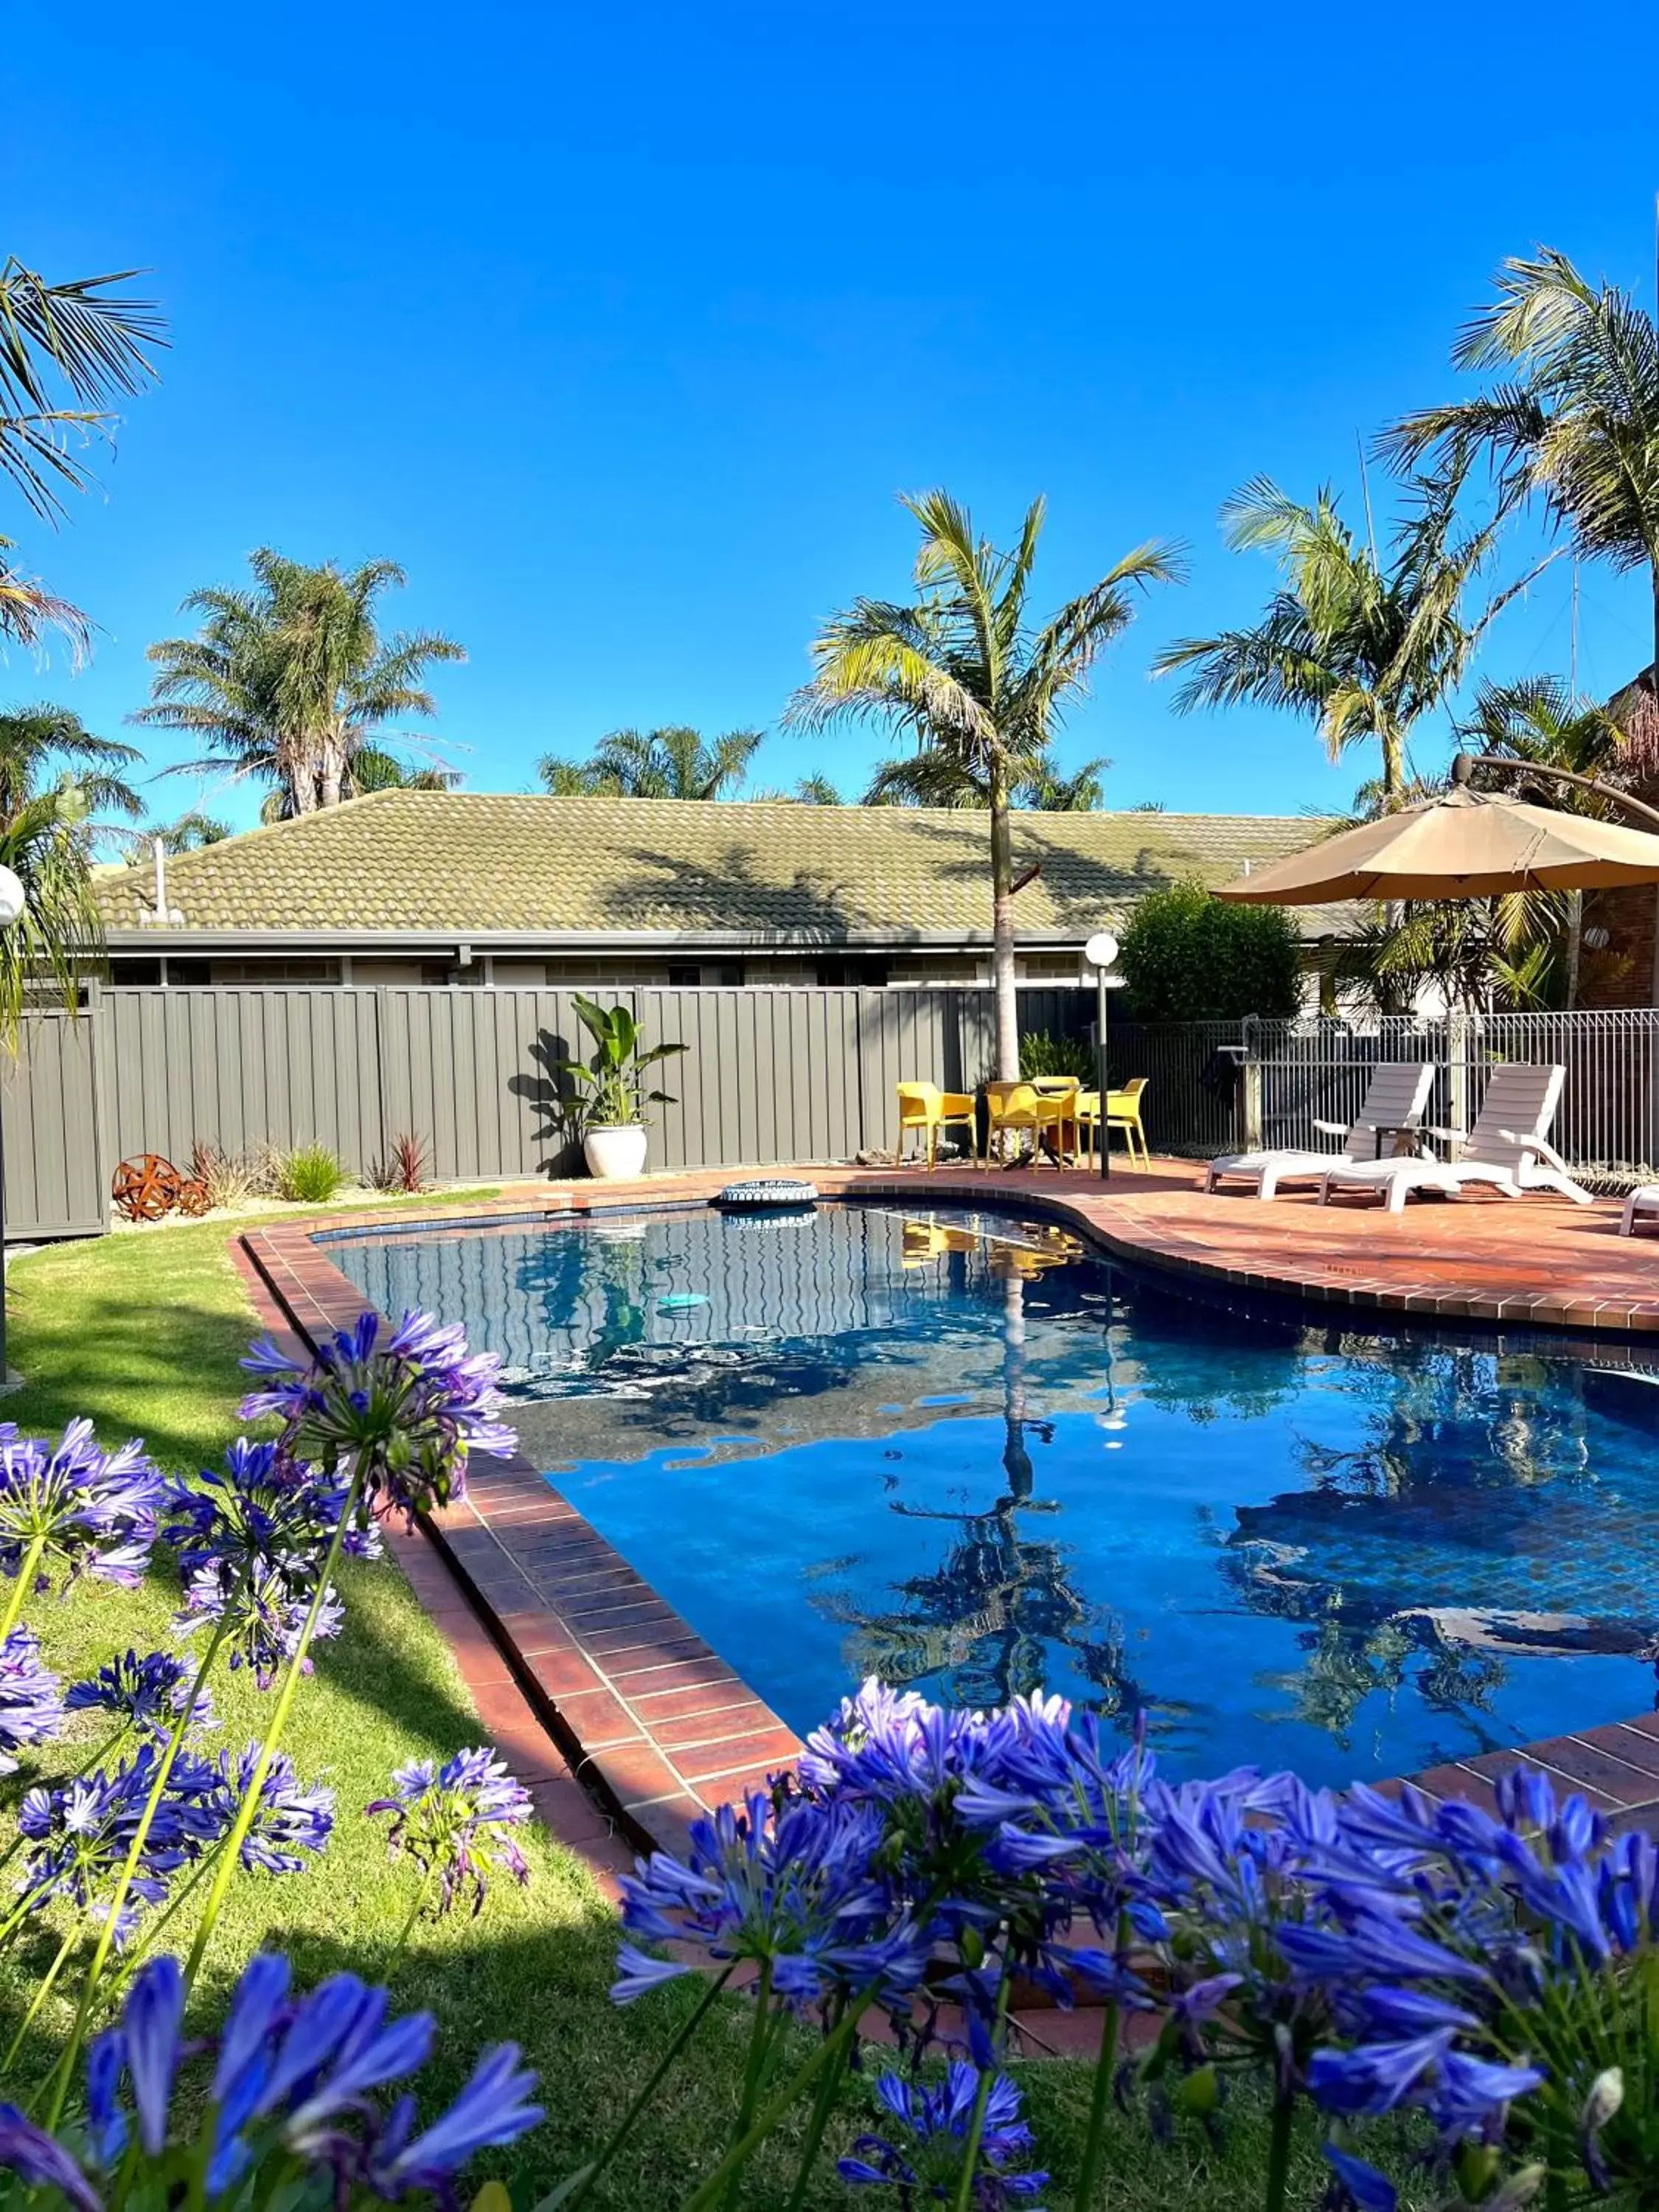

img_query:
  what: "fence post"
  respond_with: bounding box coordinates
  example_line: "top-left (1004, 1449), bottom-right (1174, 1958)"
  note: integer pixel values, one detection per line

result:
top-left (1447, 1010), bottom-right (1468, 1145)
top-left (1240, 1017), bottom-right (1263, 1150)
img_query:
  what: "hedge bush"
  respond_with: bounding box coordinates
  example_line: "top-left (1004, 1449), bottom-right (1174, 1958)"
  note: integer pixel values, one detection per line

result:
top-left (1116, 880), bottom-right (1301, 1023)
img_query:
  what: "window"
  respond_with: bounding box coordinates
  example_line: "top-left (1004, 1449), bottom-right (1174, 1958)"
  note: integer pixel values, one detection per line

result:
top-left (108, 959), bottom-right (161, 987)
top-left (667, 962), bottom-right (700, 987)
top-left (164, 959), bottom-right (212, 987)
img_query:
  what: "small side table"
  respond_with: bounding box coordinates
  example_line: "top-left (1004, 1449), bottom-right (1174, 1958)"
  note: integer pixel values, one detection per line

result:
top-left (1368, 1122), bottom-right (1426, 1161)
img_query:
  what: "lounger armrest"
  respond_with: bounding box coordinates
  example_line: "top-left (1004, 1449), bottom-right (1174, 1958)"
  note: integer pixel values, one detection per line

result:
top-left (1495, 1127), bottom-right (1571, 1172)
top-left (1422, 1123), bottom-right (1464, 1144)
top-left (1310, 1119), bottom-right (1347, 1137)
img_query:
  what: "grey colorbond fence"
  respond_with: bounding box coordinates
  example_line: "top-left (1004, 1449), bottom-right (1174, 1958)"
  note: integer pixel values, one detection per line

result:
top-left (2, 984), bottom-right (1090, 1242)
top-left (18, 987), bottom-right (1659, 1245)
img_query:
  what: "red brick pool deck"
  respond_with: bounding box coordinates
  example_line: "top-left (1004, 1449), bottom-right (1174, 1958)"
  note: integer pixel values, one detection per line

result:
top-left (232, 1158), bottom-right (1659, 2042)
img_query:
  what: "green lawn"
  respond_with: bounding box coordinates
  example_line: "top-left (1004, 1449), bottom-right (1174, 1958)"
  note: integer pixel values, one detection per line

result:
top-left (0, 1208), bottom-right (1419, 2209)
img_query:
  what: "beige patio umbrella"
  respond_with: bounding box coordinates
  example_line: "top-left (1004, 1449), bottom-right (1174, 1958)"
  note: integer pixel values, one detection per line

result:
top-left (1216, 762), bottom-right (1659, 905)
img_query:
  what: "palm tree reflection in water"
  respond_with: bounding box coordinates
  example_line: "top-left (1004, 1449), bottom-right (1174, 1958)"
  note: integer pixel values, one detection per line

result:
top-left (827, 1224), bottom-right (1178, 1738)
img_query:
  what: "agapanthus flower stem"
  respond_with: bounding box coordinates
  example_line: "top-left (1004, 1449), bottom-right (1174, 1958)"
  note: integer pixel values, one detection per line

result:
top-left (781, 2000), bottom-right (851, 2212)
top-left (681, 1991), bottom-right (875, 2212)
top-left (182, 1468), bottom-right (362, 1989)
top-left (389, 1863), bottom-right (440, 1965)
top-left (0, 1533), bottom-right (47, 1646)
top-left (548, 1966), bottom-right (736, 2212)
top-left (0, 1916), bottom-right (80, 2076)
top-left (42, 1585), bottom-right (243, 2129)
top-left (103, 1834), bottom-right (229, 1994)
top-left (1262, 2084), bottom-right (1295, 2212)
top-left (1071, 1908), bottom-right (1129, 2211)
top-left (722, 1958), bottom-right (775, 2212)
top-left (949, 1962), bottom-right (1014, 2212)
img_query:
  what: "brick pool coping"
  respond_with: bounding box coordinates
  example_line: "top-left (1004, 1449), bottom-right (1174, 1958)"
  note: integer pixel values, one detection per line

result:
top-left (230, 1160), bottom-right (1659, 1938)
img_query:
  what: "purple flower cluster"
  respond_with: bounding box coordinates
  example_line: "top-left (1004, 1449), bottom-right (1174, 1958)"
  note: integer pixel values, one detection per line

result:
top-left (366, 1746), bottom-right (530, 1916)
top-left (240, 1309), bottom-right (515, 1521)
top-left (841, 2067), bottom-right (1048, 2207)
top-left (613, 1677), bottom-right (1659, 2210)
top-left (0, 1419), bottom-right (162, 1591)
top-left (166, 1436), bottom-right (367, 1687)
top-left (65, 1647), bottom-right (215, 1740)
top-left (0, 1952), bottom-right (541, 2205)
top-left (17, 1736), bottom-right (332, 1943)
top-left (0, 1627), bottom-right (63, 1773)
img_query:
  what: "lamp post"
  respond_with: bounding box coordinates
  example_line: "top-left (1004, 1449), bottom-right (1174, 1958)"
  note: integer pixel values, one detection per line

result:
top-left (0, 864), bottom-right (29, 1386)
top-left (1084, 931), bottom-right (1119, 1183)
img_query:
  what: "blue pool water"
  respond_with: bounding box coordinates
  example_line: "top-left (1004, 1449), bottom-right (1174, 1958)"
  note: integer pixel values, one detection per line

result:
top-left (328, 1202), bottom-right (1659, 1788)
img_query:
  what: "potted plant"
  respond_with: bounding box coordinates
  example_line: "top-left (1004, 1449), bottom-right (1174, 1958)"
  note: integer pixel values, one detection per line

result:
top-left (560, 995), bottom-right (688, 1180)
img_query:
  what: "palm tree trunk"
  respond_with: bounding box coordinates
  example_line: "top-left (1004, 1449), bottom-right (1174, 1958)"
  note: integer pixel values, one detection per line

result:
top-left (1565, 889), bottom-right (1583, 1010)
top-left (989, 776), bottom-right (1019, 1081)
top-left (319, 737), bottom-right (344, 811)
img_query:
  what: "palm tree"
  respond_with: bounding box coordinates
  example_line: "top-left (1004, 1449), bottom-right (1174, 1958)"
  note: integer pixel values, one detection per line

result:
top-left (537, 725), bottom-right (763, 801)
top-left (1384, 248), bottom-right (1659, 750)
top-left (1, 260), bottom-right (164, 658)
top-left (1458, 675), bottom-right (1629, 1005)
top-left (0, 705), bottom-right (142, 825)
top-left (1154, 462), bottom-right (1543, 803)
top-left (135, 550), bottom-right (465, 816)
top-left (150, 808), bottom-right (231, 852)
top-left (863, 745), bottom-right (1109, 810)
top-left (0, 781), bottom-right (102, 1040)
top-left (790, 490), bottom-right (1182, 1078)
top-left (255, 744), bottom-right (462, 821)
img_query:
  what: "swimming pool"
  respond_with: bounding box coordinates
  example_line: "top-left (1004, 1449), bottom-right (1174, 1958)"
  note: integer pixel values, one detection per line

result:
top-left (328, 1200), bottom-right (1659, 1789)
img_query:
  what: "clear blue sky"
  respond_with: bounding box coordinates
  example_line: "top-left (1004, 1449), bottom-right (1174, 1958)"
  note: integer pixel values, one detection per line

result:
top-left (5, 0), bottom-right (1659, 833)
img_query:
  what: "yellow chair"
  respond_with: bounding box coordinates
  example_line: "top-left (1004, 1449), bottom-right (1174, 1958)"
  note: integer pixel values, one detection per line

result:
top-left (982, 1080), bottom-right (1068, 1170)
top-left (1078, 1078), bottom-right (1151, 1168)
top-left (895, 1081), bottom-right (978, 1169)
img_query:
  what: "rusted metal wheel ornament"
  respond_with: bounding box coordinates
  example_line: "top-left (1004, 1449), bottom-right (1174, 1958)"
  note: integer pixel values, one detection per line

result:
top-left (112, 1154), bottom-right (184, 1222)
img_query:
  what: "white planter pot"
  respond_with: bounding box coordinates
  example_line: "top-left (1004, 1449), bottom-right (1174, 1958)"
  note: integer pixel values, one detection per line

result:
top-left (582, 1123), bottom-right (649, 1180)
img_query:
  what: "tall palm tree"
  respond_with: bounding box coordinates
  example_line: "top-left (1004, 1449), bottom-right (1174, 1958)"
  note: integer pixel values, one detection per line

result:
top-left (1385, 247), bottom-right (1659, 750)
top-left (1154, 462), bottom-right (1543, 802)
top-left (1, 260), bottom-right (164, 659)
top-left (537, 725), bottom-right (763, 801)
top-left (790, 490), bottom-right (1182, 1079)
top-left (136, 550), bottom-right (465, 816)
top-left (0, 705), bottom-right (142, 825)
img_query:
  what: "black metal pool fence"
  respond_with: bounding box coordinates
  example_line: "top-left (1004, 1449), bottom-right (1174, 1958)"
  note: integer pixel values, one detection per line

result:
top-left (7, 985), bottom-right (1659, 1241)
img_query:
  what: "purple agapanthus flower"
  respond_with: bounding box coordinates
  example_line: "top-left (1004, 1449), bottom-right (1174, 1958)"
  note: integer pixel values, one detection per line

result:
top-left (165, 1436), bottom-right (381, 1590)
top-left (366, 1746), bottom-right (529, 1916)
top-left (204, 1745), bottom-right (335, 1874)
top-left (172, 1559), bottom-right (344, 1689)
top-left (239, 1310), bottom-right (515, 1522)
top-left (0, 1419), bottom-right (162, 1591)
top-left (65, 1647), bottom-right (215, 1742)
top-left (615, 1787), bottom-right (928, 2017)
top-left (0, 1952), bottom-right (543, 2205)
top-left (0, 1627), bottom-right (63, 1773)
top-left (17, 1745), bottom-right (222, 1941)
top-left (839, 2066), bottom-right (1048, 2205)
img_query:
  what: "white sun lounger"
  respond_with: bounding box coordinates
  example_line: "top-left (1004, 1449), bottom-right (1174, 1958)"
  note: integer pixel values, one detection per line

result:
top-left (1203, 1061), bottom-right (1435, 1200)
top-left (1317, 1062), bottom-right (1593, 1214)
top-left (1619, 1186), bottom-right (1659, 1235)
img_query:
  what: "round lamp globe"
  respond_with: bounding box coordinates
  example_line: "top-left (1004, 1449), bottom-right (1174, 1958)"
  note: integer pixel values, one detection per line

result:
top-left (1084, 930), bottom-right (1119, 971)
top-left (0, 867), bottom-right (27, 930)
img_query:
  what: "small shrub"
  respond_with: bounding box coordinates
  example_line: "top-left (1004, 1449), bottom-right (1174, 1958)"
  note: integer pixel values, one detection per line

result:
top-left (276, 1142), bottom-right (344, 1204)
top-left (189, 1140), bottom-right (257, 1212)
top-left (365, 1133), bottom-right (430, 1194)
top-left (240, 1139), bottom-right (286, 1197)
top-left (1018, 1032), bottom-right (1096, 1082)
top-left (1117, 878), bottom-right (1302, 1023)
